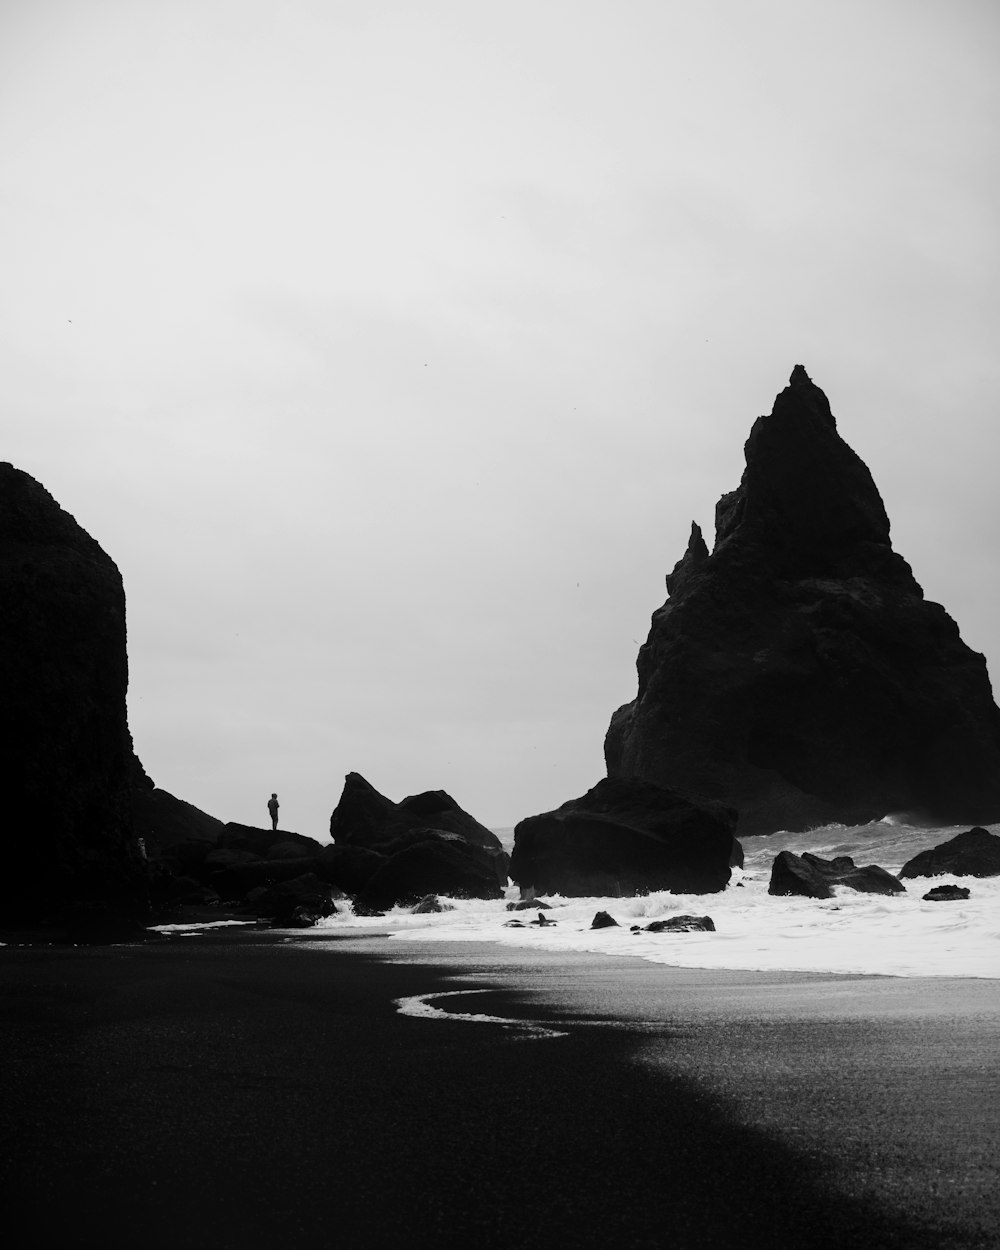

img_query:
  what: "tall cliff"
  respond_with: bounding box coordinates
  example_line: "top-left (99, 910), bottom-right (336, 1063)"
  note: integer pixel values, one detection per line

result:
top-left (605, 367), bottom-right (1000, 835)
top-left (0, 464), bottom-right (148, 924)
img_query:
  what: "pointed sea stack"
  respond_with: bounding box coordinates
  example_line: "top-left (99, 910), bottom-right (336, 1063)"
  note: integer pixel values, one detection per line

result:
top-left (605, 368), bottom-right (1000, 835)
top-left (0, 464), bottom-right (149, 926)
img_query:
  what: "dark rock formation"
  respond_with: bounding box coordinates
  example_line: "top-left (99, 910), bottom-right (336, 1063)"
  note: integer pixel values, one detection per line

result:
top-left (355, 836), bottom-right (504, 912)
top-left (412, 894), bottom-right (452, 914)
top-left (899, 827), bottom-right (1000, 879)
top-left (506, 898), bottom-right (552, 911)
top-left (133, 786), bottom-right (224, 854)
top-left (510, 777), bottom-right (736, 897)
top-left (242, 873), bottom-right (337, 924)
top-left (316, 844), bottom-right (386, 896)
top-left (331, 773), bottom-right (499, 850)
top-left (922, 884), bottom-right (971, 902)
top-left (768, 850), bottom-right (905, 899)
top-left (605, 367), bottom-right (1000, 836)
top-left (328, 773), bottom-right (507, 906)
top-left (0, 464), bottom-right (148, 926)
top-left (640, 915), bottom-right (715, 933)
top-left (591, 910), bottom-right (619, 928)
top-left (219, 822), bottom-right (321, 859)
top-left (145, 809), bottom-right (339, 918)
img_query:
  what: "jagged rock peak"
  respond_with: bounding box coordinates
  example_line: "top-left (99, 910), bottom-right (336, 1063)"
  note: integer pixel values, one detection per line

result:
top-left (604, 368), bottom-right (1000, 835)
top-left (772, 363), bottom-right (836, 430)
top-left (665, 521), bottom-right (709, 595)
top-left (713, 365), bottom-right (890, 560)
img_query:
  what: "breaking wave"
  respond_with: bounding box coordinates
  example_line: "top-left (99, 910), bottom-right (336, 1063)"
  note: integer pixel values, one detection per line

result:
top-left (315, 819), bottom-right (1000, 979)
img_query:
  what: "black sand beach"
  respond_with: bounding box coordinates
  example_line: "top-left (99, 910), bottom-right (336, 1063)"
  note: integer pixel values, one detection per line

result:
top-left (1, 930), bottom-right (997, 1249)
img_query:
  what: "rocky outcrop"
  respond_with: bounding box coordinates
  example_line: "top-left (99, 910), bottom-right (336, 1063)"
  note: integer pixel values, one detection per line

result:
top-left (133, 786), bottom-right (225, 853)
top-left (639, 915), bottom-right (715, 933)
top-left (145, 810), bottom-right (337, 922)
top-left (328, 773), bottom-right (507, 907)
top-left (591, 910), bottom-right (619, 928)
top-left (768, 851), bottom-right (904, 899)
top-left (0, 464), bottom-right (149, 927)
top-left (605, 368), bottom-right (1000, 836)
top-left (922, 884), bottom-right (971, 902)
top-left (510, 777), bottom-right (737, 897)
top-left (242, 873), bottom-right (338, 925)
top-left (899, 827), bottom-right (1000, 879)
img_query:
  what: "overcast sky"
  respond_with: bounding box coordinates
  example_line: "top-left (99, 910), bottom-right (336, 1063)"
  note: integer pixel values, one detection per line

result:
top-left (3, 0), bottom-right (998, 839)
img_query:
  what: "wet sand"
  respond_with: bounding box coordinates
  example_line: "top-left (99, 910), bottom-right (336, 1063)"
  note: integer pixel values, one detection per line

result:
top-left (1, 929), bottom-right (997, 1249)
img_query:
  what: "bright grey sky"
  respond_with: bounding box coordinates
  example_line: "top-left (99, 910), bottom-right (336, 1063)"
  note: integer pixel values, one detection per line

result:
top-left (3, 0), bottom-right (998, 839)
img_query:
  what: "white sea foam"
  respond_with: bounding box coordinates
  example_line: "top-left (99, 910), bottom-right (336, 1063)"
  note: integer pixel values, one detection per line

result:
top-left (394, 989), bottom-right (567, 1038)
top-left (315, 820), bottom-right (1000, 978)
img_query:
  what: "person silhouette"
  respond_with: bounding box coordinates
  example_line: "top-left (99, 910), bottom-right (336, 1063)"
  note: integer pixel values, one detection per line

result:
top-left (267, 793), bottom-right (279, 831)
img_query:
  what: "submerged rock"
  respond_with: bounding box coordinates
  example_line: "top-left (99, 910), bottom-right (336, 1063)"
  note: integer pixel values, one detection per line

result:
top-left (591, 910), bottom-right (619, 929)
top-left (0, 464), bottom-right (149, 926)
top-left (412, 894), bottom-right (454, 914)
top-left (510, 777), bottom-right (736, 897)
top-left (768, 850), bottom-right (904, 899)
top-left (641, 915), bottom-right (715, 933)
top-left (922, 884), bottom-right (971, 902)
top-left (605, 367), bottom-right (1000, 836)
top-left (899, 827), bottom-right (1000, 879)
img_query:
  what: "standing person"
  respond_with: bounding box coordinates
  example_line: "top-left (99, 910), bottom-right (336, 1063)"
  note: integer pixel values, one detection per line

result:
top-left (267, 793), bottom-right (279, 831)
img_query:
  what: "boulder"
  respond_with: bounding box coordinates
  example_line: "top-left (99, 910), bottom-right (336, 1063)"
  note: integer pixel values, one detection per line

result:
top-left (242, 873), bottom-right (337, 923)
top-left (329, 773), bottom-right (508, 904)
top-left (591, 910), bottom-right (619, 929)
top-left (899, 827), bottom-right (1000, 879)
top-left (922, 884), bottom-right (971, 902)
top-left (510, 777), bottom-right (737, 897)
top-left (412, 894), bottom-right (452, 913)
top-left (605, 368), bottom-right (1000, 835)
top-left (641, 915), bottom-right (715, 933)
top-left (0, 464), bottom-right (149, 926)
top-left (506, 898), bottom-right (552, 911)
top-left (354, 835), bottom-right (505, 911)
top-left (769, 850), bottom-right (905, 898)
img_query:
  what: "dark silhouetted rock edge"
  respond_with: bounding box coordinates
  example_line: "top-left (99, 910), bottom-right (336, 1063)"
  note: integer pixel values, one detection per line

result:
top-left (510, 777), bottom-right (736, 897)
top-left (605, 368), bottom-right (1000, 836)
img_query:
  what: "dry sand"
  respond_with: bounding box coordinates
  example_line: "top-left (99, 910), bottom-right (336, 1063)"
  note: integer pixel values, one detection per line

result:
top-left (1, 929), bottom-right (997, 1248)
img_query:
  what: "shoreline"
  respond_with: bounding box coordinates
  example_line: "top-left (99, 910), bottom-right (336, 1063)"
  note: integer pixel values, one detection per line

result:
top-left (2, 929), bottom-right (997, 1248)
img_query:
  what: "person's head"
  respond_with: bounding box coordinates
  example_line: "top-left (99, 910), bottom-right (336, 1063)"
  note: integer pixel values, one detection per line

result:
top-left (271, 793), bottom-right (277, 799)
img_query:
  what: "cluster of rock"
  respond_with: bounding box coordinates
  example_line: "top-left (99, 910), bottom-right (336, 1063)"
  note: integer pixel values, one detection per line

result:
top-left (509, 367), bottom-right (1000, 898)
top-left (136, 786), bottom-right (336, 925)
top-left (766, 826), bottom-right (1000, 901)
top-left (7, 365), bottom-right (1000, 930)
top-left (326, 773), bottom-right (508, 912)
top-left (768, 851), bottom-right (905, 899)
top-left (135, 772), bottom-right (509, 922)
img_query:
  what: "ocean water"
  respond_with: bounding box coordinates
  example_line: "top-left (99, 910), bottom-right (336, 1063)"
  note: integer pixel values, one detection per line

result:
top-left (315, 820), bottom-right (1000, 978)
